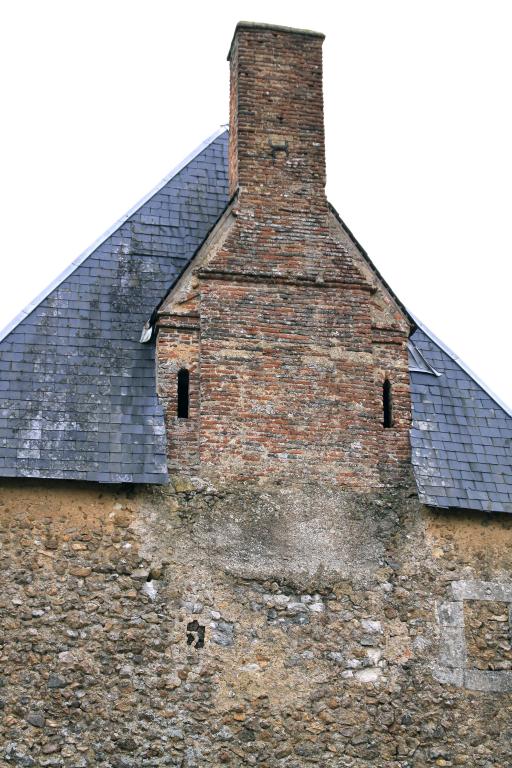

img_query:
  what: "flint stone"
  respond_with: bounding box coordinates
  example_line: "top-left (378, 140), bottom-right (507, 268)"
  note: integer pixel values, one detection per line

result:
top-left (361, 619), bottom-right (382, 633)
top-left (289, 613), bottom-right (309, 625)
top-left (26, 712), bottom-right (45, 728)
top-left (6, 750), bottom-right (36, 768)
top-left (355, 668), bottom-right (381, 683)
top-left (213, 631), bottom-right (234, 647)
top-left (360, 635), bottom-right (378, 646)
top-left (212, 619), bottom-right (235, 645)
top-left (286, 602), bottom-right (308, 614)
top-left (273, 594), bottom-right (290, 606)
top-left (130, 568), bottom-right (150, 580)
top-left (47, 674), bottom-right (68, 689)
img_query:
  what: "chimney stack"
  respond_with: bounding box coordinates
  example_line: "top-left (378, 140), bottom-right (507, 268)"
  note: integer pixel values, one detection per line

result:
top-left (227, 22), bottom-right (327, 214)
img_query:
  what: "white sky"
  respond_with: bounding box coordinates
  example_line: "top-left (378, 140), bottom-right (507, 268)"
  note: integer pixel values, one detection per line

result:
top-left (1, 1), bottom-right (511, 406)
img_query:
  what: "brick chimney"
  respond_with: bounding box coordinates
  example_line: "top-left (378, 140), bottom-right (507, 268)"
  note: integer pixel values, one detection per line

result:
top-left (156, 21), bottom-right (412, 488)
top-left (227, 22), bottom-right (327, 215)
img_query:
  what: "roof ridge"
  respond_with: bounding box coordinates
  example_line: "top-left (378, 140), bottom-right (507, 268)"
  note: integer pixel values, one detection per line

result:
top-left (0, 126), bottom-right (228, 344)
top-left (411, 312), bottom-right (512, 418)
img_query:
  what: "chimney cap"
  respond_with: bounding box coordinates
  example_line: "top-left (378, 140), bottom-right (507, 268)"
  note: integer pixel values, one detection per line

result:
top-left (227, 21), bottom-right (325, 61)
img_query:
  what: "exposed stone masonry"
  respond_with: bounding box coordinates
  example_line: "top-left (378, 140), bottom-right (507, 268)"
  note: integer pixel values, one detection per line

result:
top-left (1, 478), bottom-right (512, 767)
top-left (465, 601), bottom-right (512, 671)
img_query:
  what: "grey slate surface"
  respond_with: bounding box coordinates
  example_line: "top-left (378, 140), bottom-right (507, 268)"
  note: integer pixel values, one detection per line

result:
top-left (0, 131), bottom-right (229, 483)
top-left (0, 129), bottom-right (511, 510)
top-left (410, 328), bottom-right (512, 513)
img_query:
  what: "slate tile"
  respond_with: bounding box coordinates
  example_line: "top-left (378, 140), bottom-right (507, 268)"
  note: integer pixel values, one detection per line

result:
top-left (0, 134), bottom-right (228, 484)
top-left (411, 328), bottom-right (512, 513)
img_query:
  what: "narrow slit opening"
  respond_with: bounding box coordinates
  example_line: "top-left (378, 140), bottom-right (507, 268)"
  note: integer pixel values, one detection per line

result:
top-left (177, 368), bottom-right (190, 419)
top-left (383, 379), bottom-right (393, 428)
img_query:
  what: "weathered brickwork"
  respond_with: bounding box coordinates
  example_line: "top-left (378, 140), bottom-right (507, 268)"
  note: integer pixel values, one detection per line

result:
top-left (156, 318), bottom-right (200, 471)
top-left (157, 24), bottom-right (412, 486)
top-left (195, 276), bottom-right (408, 485)
top-left (2, 478), bottom-right (512, 767)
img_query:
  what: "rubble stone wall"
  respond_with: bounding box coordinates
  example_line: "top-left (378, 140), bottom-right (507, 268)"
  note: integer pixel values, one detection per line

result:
top-left (1, 476), bottom-right (512, 767)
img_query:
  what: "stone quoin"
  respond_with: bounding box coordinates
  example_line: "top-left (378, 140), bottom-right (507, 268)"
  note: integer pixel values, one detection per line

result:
top-left (0, 20), bottom-right (512, 768)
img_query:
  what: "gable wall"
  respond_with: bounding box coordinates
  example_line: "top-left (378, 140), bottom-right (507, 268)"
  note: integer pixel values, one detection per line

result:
top-left (1, 18), bottom-right (511, 764)
top-left (157, 214), bottom-right (412, 486)
top-left (198, 273), bottom-right (409, 486)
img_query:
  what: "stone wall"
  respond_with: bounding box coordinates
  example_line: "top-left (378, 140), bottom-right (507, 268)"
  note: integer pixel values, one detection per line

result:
top-left (1, 476), bottom-right (512, 767)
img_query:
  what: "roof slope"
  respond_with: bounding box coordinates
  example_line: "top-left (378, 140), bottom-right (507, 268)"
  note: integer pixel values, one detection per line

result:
top-left (0, 130), bottom-right (229, 483)
top-left (410, 327), bottom-right (512, 513)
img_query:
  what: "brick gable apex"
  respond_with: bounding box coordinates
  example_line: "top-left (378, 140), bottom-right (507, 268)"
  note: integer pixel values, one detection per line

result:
top-left (327, 206), bottom-right (411, 338)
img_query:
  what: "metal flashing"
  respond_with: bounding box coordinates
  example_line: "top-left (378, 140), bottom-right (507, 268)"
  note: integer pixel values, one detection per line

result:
top-left (408, 339), bottom-right (441, 376)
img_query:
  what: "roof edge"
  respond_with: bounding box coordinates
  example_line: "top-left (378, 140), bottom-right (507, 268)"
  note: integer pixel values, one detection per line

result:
top-left (411, 312), bottom-right (512, 418)
top-left (142, 191), bottom-right (238, 342)
top-left (0, 126), bottom-right (229, 345)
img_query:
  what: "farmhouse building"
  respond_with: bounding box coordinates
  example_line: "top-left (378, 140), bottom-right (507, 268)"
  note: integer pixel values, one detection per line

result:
top-left (0, 22), bottom-right (511, 768)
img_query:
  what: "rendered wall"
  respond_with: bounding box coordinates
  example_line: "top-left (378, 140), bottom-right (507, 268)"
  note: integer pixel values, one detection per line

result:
top-left (1, 477), bottom-right (512, 767)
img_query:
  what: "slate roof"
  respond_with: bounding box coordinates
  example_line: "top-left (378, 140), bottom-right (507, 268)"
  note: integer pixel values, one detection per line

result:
top-left (0, 129), bottom-right (511, 511)
top-left (410, 326), bottom-right (512, 513)
top-left (0, 129), bottom-right (229, 483)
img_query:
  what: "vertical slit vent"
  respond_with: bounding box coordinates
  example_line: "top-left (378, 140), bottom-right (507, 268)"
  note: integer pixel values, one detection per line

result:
top-left (177, 369), bottom-right (190, 419)
top-left (383, 379), bottom-right (393, 428)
